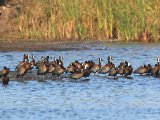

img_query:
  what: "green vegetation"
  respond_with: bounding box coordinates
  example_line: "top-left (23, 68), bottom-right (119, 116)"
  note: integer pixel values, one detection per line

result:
top-left (15, 0), bottom-right (160, 41)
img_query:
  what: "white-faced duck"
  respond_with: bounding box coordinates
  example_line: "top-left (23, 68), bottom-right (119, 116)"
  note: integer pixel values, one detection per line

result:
top-left (151, 64), bottom-right (159, 77)
top-left (15, 54), bottom-right (29, 70)
top-left (151, 58), bottom-right (160, 77)
top-left (72, 60), bottom-right (83, 69)
top-left (71, 66), bottom-right (91, 80)
top-left (58, 56), bottom-right (63, 66)
top-left (66, 63), bottom-right (79, 74)
top-left (49, 57), bottom-right (62, 73)
top-left (118, 61), bottom-right (126, 68)
top-left (134, 64), bottom-right (150, 75)
top-left (83, 68), bottom-right (91, 78)
top-left (37, 60), bottom-right (49, 79)
top-left (108, 66), bottom-right (119, 79)
top-left (124, 62), bottom-right (133, 76)
top-left (118, 66), bottom-right (125, 76)
top-left (91, 57), bottom-right (103, 75)
top-left (83, 60), bottom-right (95, 69)
top-left (48, 64), bottom-right (56, 73)
top-left (71, 69), bottom-right (84, 81)
top-left (99, 56), bottom-right (115, 74)
top-left (52, 64), bottom-right (66, 79)
top-left (29, 54), bottom-right (36, 70)
top-left (16, 64), bottom-right (29, 79)
top-left (118, 61), bottom-right (126, 76)
top-left (35, 56), bottom-right (46, 68)
top-left (0, 66), bottom-right (10, 78)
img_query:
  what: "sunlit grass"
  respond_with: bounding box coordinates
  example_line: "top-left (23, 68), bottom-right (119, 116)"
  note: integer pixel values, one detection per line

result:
top-left (16, 0), bottom-right (160, 41)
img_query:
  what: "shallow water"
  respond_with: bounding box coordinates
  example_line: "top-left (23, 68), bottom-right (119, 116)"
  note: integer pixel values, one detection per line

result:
top-left (0, 42), bottom-right (160, 120)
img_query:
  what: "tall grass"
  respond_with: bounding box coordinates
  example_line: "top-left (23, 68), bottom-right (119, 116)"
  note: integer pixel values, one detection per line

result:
top-left (17, 0), bottom-right (160, 41)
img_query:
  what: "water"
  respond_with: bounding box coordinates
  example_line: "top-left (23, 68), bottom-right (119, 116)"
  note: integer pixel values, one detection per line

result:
top-left (0, 42), bottom-right (160, 120)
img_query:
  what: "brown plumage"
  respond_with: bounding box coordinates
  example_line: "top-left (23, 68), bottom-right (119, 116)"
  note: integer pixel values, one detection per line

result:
top-left (99, 62), bottom-right (115, 74)
top-left (29, 54), bottom-right (36, 70)
top-left (0, 66), bottom-right (10, 78)
top-left (2, 76), bottom-right (9, 85)
top-left (118, 66), bottom-right (125, 76)
top-left (83, 68), bottom-right (91, 78)
top-left (16, 64), bottom-right (29, 78)
top-left (71, 67), bottom-right (91, 80)
top-left (66, 63), bottom-right (80, 74)
top-left (72, 60), bottom-right (83, 69)
top-left (124, 63), bottom-right (133, 76)
top-left (71, 70), bottom-right (83, 80)
top-left (108, 67), bottom-right (119, 79)
top-left (82, 60), bottom-right (95, 70)
top-left (37, 60), bottom-right (49, 79)
top-left (16, 54), bottom-right (29, 70)
top-left (48, 64), bottom-right (56, 73)
top-left (151, 64), bottom-right (159, 76)
top-left (99, 56), bottom-right (115, 74)
top-left (134, 65), bottom-right (148, 75)
top-left (52, 65), bottom-right (65, 78)
top-left (91, 58), bottom-right (103, 75)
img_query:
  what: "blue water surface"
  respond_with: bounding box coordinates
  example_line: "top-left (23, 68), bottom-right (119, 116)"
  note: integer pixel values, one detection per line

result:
top-left (0, 42), bottom-right (160, 120)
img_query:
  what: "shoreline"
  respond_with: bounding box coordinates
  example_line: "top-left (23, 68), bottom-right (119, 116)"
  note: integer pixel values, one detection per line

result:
top-left (0, 40), bottom-right (159, 52)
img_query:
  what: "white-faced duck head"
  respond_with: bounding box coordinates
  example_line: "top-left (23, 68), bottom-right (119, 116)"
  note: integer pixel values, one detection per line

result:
top-left (84, 65), bottom-right (88, 69)
top-left (32, 54), bottom-right (35, 59)
top-left (128, 63), bottom-right (131, 66)
top-left (157, 58), bottom-right (160, 63)
top-left (108, 56), bottom-right (113, 62)
top-left (41, 56), bottom-right (45, 60)
top-left (59, 56), bottom-right (63, 60)
top-left (99, 57), bottom-right (103, 61)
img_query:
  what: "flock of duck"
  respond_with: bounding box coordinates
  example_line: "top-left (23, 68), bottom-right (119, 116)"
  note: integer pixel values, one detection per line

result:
top-left (0, 54), bottom-right (160, 85)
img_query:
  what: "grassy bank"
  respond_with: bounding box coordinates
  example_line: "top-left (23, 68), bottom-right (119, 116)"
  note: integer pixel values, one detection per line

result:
top-left (2, 0), bottom-right (160, 41)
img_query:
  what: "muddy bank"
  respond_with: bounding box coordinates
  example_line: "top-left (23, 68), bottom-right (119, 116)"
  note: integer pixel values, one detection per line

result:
top-left (0, 40), bottom-right (159, 52)
top-left (0, 40), bottom-right (94, 52)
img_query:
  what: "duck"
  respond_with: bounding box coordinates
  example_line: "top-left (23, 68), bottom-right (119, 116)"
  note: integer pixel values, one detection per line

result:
top-left (66, 63), bottom-right (80, 74)
top-left (118, 66), bottom-right (125, 76)
top-left (151, 58), bottom-right (160, 77)
top-left (35, 56), bottom-right (46, 68)
top-left (16, 64), bottom-right (29, 79)
top-left (118, 61), bottom-right (126, 68)
top-left (29, 54), bottom-right (36, 70)
top-left (52, 64), bottom-right (66, 79)
top-left (145, 64), bottom-right (152, 75)
top-left (48, 64), bottom-right (56, 73)
top-left (118, 61), bottom-right (127, 76)
top-left (71, 66), bottom-right (91, 80)
top-left (37, 60), bottom-right (49, 79)
top-left (108, 66), bottom-right (119, 79)
top-left (151, 64), bottom-right (159, 77)
top-left (124, 62), bottom-right (133, 76)
top-left (83, 60), bottom-right (95, 69)
top-left (15, 54), bottom-right (29, 70)
top-left (83, 66), bottom-right (92, 78)
top-left (58, 56), bottom-right (63, 66)
top-left (99, 56), bottom-right (115, 74)
top-left (72, 60), bottom-right (83, 69)
top-left (134, 64), bottom-right (148, 75)
top-left (71, 69), bottom-right (84, 80)
top-left (91, 57), bottom-right (103, 75)
top-left (0, 66), bottom-right (10, 78)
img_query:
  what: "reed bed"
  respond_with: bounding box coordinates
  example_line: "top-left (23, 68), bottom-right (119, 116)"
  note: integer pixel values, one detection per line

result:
top-left (16, 0), bottom-right (160, 41)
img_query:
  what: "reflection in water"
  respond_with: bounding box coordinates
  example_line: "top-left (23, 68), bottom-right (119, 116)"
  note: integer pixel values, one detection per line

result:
top-left (0, 42), bottom-right (160, 120)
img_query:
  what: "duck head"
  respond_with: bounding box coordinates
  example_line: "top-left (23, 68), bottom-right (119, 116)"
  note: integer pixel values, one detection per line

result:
top-left (108, 56), bottom-right (113, 62)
